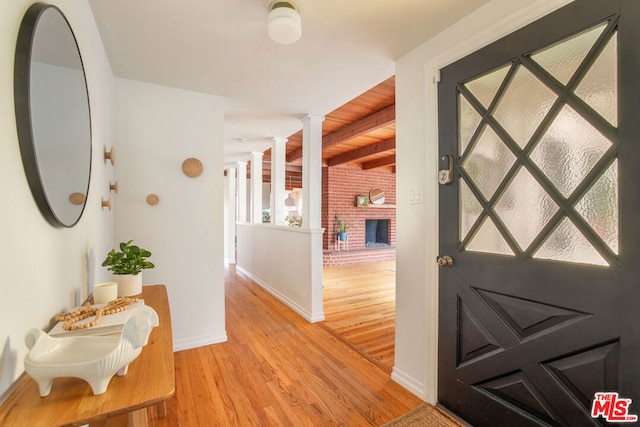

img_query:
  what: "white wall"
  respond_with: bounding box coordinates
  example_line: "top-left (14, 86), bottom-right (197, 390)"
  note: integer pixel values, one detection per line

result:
top-left (224, 173), bottom-right (231, 263)
top-left (394, 0), bottom-right (572, 402)
top-left (0, 0), bottom-right (114, 397)
top-left (114, 78), bottom-right (226, 351)
top-left (236, 224), bottom-right (324, 322)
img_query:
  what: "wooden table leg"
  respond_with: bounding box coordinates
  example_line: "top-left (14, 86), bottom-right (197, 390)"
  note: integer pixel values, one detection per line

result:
top-left (155, 401), bottom-right (167, 419)
top-left (94, 408), bottom-right (148, 427)
top-left (128, 408), bottom-right (148, 427)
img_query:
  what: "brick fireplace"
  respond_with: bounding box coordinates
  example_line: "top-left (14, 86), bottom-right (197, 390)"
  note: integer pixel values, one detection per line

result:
top-left (322, 166), bottom-right (395, 267)
top-left (365, 219), bottom-right (390, 246)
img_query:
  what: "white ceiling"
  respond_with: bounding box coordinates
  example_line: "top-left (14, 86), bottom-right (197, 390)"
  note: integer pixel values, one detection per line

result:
top-left (88, 0), bottom-right (490, 166)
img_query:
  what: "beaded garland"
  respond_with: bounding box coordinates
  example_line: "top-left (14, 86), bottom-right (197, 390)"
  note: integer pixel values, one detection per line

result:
top-left (54, 297), bottom-right (139, 331)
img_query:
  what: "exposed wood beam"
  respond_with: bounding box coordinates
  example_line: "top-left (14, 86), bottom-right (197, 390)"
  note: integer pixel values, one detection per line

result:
top-left (286, 148), bottom-right (302, 164)
top-left (363, 155), bottom-right (396, 170)
top-left (322, 105), bottom-right (395, 148)
top-left (287, 105), bottom-right (395, 162)
top-left (261, 162), bottom-right (302, 173)
top-left (327, 138), bottom-right (395, 167)
top-left (247, 162), bottom-right (301, 178)
top-left (262, 171), bottom-right (302, 180)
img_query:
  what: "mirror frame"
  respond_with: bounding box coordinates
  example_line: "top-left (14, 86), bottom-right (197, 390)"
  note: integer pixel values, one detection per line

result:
top-left (369, 187), bottom-right (385, 205)
top-left (14, 3), bottom-right (92, 228)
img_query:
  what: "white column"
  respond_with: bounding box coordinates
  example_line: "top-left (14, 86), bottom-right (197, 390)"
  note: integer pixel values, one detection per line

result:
top-left (226, 167), bottom-right (237, 264)
top-left (270, 137), bottom-right (287, 226)
top-left (301, 114), bottom-right (325, 229)
top-left (237, 161), bottom-right (247, 223)
top-left (250, 152), bottom-right (264, 224)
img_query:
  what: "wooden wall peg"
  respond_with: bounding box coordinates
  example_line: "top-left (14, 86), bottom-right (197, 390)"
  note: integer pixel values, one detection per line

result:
top-left (104, 146), bottom-right (115, 165)
top-left (182, 158), bottom-right (203, 178)
top-left (146, 194), bottom-right (159, 206)
top-left (101, 197), bottom-right (112, 211)
top-left (68, 192), bottom-right (86, 205)
top-left (109, 181), bottom-right (119, 194)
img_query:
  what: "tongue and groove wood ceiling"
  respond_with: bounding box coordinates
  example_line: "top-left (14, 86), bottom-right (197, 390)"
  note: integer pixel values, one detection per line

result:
top-left (257, 76), bottom-right (396, 190)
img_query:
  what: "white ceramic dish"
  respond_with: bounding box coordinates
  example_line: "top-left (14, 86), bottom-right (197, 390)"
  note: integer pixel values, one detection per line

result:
top-left (24, 305), bottom-right (159, 396)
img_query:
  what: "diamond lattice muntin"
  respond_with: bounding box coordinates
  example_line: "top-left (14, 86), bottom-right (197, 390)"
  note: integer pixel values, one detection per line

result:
top-left (458, 22), bottom-right (618, 266)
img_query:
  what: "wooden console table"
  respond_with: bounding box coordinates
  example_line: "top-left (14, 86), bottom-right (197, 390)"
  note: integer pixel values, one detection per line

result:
top-left (0, 285), bottom-right (174, 427)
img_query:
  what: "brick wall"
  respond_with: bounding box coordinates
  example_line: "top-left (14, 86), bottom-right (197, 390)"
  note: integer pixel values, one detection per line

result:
top-left (322, 166), bottom-right (396, 267)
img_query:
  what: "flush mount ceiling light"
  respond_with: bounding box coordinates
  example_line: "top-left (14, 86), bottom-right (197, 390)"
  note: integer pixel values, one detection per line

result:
top-left (268, 1), bottom-right (301, 44)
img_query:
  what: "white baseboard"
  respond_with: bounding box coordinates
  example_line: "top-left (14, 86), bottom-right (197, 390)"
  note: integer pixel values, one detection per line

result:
top-left (236, 266), bottom-right (324, 323)
top-left (391, 366), bottom-right (427, 401)
top-left (173, 331), bottom-right (228, 352)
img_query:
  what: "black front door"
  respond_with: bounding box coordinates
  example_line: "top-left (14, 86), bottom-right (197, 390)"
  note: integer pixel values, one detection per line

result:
top-left (438, 0), bottom-right (640, 425)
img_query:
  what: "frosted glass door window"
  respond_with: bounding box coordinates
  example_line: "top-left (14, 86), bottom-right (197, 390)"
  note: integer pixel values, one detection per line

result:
top-left (492, 66), bottom-right (557, 149)
top-left (458, 23), bottom-right (619, 266)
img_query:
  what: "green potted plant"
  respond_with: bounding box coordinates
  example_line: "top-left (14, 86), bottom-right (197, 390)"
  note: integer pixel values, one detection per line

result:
top-left (288, 217), bottom-right (303, 227)
top-left (102, 240), bottom-right (154, 297)
top-left (356, 194), bottom-right (369, 211)
top-left (336, 214), bottom-right (350, 241)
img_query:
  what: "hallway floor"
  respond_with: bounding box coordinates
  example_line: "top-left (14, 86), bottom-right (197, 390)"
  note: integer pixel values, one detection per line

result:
top-left (156, 263), bottom-right (422, 426)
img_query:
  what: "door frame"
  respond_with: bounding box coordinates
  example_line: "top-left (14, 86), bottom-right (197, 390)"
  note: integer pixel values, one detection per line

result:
top-left (411, 0), bottom-right (574, 403)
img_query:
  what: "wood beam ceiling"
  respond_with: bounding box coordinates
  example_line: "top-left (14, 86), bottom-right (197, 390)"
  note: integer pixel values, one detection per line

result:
top-left (260, 76), bottom-right (397, 177)
top-left (363, 154), bottom-right (395, 170)
top-left (286, 105), bottom-right (395, 163)
top-left (327, 138), bottom-right (395, 167)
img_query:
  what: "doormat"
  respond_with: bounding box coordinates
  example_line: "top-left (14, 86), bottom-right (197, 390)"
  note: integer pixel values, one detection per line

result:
top-left (381, 403), bottom-right (462, 427)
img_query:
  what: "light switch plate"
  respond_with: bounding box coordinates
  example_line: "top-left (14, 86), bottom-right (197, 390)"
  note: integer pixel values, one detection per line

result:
top-left (409, 185), bottom-right (422, 204)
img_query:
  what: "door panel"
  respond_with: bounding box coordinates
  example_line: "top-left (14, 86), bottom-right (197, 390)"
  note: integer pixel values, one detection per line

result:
top-left (438, 1), bottom-right (640, 425)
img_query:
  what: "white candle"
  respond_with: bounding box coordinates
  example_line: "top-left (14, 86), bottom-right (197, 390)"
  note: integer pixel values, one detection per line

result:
top-left (93, 282), bottom-right (118, 304)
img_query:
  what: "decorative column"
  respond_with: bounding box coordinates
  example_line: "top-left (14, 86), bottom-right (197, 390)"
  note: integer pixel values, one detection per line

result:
top-left (226, 167), bottom-right (236, 264)
top-left (301, 114), bottom-right (325, 323)
top-left (237, 161), bottom-right (247, 223)
top-left (270, 137), bottom-right (287, 225)
top-left (301, 114), bottom-right (325, 229)
top-left (250, 152), bottom-right (263, 224)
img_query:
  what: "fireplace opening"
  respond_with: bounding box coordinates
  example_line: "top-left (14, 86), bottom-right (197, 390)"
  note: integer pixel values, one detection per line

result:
top-left (365, 219), bottom-right (389, 247)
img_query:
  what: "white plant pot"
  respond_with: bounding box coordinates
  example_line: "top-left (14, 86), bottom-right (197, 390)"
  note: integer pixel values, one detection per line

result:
top-left (113, 273), bottom-right (143, 297)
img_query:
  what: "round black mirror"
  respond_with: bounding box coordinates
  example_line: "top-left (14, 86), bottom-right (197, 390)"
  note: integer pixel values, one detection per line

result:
top-left (15, 3), bottom-right (92, 227)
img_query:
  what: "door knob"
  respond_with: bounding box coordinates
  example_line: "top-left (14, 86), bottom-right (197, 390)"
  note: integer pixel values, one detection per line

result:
top-left (437, 255), bottom-right (453, 268)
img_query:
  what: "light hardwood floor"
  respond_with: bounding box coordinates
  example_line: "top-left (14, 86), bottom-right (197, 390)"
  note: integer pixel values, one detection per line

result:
top-left (153, 263), bottom-right (422, 426)
top-left (322, 261), bottom-right (397, 372)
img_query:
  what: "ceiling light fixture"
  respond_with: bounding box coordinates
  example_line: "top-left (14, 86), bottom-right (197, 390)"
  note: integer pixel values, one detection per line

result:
top-left (268, 1), bottom-right (301, 44)
top-left (285, 194), bottom-right (296, 207)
